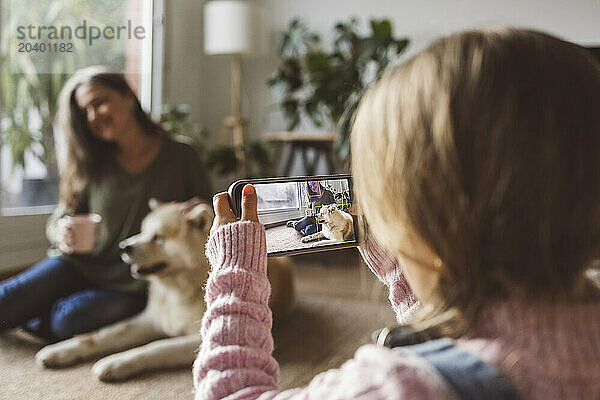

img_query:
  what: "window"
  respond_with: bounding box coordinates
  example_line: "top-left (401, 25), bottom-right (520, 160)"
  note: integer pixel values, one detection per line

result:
top-left (0, 0), bottom-right (155, 216)
top-left (0, 0), bottom-right (162, 272)
top-left (254, 182), bottom-right (305, 225)
top-left (255, 182), bottom-right (302, 212)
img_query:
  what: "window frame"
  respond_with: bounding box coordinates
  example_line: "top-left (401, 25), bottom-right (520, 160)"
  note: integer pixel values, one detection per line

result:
top-left (257, 181), bottom-right (304, 215)
top-left (0, 0), bottom-right (164, 273)
top-left (256, 182), bottom-right (307, 226)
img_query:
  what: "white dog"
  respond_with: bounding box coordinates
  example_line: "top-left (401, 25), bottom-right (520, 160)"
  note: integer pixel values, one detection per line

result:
top-left (35, 199), bottom-right (294, 381)
top-left (301, 204), bottom-right (354, 245)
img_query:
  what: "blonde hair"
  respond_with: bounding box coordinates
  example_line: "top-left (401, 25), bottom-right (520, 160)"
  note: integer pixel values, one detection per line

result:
top-left (352, 28), bottom-right (600, 337)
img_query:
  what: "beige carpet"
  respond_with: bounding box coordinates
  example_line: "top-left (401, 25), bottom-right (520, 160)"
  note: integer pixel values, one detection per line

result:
top-left (0, 293), bottom-right (395, 399)
top-left (266, 224), bottom-right (334, 253)
top-left (266, 224), bottom-right (309, 253)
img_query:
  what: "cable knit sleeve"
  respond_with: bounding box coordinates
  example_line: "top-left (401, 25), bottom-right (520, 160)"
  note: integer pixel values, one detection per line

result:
top-left (194, 221), bottom-right (277, 399)
top-left (193, 221), bottom-right (453, 400)
top-left (358, 236), bottom-right (420, 324)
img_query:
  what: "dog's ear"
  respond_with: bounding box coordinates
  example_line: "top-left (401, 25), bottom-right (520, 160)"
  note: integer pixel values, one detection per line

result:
top-left (148, 198), bottom-right (162, 210)
top-left (186, 204), bottom-right (214, 233)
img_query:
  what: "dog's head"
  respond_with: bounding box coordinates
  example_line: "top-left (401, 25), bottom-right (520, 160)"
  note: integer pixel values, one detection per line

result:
top-left (119, 198), bottom-right (214, 279)
top-left (317, 204), bottom-right (340, 225)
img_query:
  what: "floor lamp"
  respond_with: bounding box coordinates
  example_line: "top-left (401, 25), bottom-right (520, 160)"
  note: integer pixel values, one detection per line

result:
top-left (204, 0), bottom-right (262, 177)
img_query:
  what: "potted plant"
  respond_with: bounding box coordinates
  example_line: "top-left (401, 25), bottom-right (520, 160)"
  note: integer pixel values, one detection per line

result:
top-left (267, 17), bottom-right (409, 162)
top-left (160, 104), bottom-right (275, 178)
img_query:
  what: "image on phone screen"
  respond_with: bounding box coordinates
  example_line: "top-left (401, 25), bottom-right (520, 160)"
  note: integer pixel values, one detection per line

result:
top-left (253, 177), bottom-right (357, 255)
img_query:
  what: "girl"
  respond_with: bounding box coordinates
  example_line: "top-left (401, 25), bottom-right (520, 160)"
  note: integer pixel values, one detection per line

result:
top-left (0, 67), bottom-right (211, 341)
top-left (194, 28), bottom-right (600, 399)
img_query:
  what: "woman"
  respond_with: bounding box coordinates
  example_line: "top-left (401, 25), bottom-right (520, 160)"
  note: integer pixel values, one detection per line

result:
top-left (0, 66), bottom-right (211, 341)
top-left (286, 181), bottom-right (335, 235)
top-left (194, 29), bottom-right (600, 399)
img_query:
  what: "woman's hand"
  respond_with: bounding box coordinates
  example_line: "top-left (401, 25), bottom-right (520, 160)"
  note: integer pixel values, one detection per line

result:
top-left (210, 184), bottom-right (259, 236)
top-left (305, 203), bottom-right (314, 217)
top-left (56, 217), bottom-right (75, 254)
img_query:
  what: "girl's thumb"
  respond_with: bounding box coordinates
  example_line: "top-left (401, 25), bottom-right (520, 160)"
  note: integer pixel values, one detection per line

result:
top-left (241, 184), bottom-right (259, 222)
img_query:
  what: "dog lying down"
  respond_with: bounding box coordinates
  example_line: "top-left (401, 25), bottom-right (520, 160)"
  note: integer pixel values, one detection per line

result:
top-left (301, 204), bottom-right (355, 245)
top-left (35, 199), bottom-right (295, 381)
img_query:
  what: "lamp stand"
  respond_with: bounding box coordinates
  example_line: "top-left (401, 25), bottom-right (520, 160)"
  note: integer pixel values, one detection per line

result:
top-left (218, 53), bottom-right (247, 177)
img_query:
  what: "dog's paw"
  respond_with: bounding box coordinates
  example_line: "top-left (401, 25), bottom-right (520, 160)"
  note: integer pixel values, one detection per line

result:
top-left (35, 340), bottom-right (83, 368)
top-left (92, 354), bottom-right (139, 382)
top-left (301, 236), bottom-right (311, 243)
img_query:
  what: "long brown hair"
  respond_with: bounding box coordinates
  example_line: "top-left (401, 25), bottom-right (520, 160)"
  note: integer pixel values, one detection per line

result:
top-left (352, 28), bottom-right (600, 337)
top-left (57, 66), bottom-right (164, 211)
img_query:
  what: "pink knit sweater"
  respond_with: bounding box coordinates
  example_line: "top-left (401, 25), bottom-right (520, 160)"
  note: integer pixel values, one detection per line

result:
top-left (193, 221), bottom-right (600, 399)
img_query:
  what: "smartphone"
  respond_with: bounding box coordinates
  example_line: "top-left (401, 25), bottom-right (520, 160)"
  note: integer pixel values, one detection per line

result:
top-left (228, 174), bottom-right (362, 257)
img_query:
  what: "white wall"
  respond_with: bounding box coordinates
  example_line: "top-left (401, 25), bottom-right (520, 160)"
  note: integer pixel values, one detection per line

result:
top-left (163, 0), bottom-right (600, 188)
top-left (162, 0), bottom-right (205, 123)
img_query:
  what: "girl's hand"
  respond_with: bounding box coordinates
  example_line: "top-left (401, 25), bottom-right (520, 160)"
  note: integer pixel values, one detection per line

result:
top-left (56, 217), bottom-right (75, 254)
top-left (210, 184), bottom-right (259, 236)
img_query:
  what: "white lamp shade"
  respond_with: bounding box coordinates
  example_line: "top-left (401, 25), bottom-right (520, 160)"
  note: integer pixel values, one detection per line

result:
top-left (204, 1), bottom-right (264, 55)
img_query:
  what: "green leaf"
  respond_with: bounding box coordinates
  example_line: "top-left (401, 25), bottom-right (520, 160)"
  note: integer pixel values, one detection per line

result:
top-left (276, 32), bottom-right (291, 56)
top-left (267, 16), bottom-right (410, 144)
top-left (304, 51), bottom-right (333, 79)
top-left (277, 18), bottom-right (320, 58)
top-left (357, 38), bottom-right (377, 62)
top-left (282, 98), bottom-right (301, 130)
top-left (371, 19), bottom-right (393, 39)
top-left (304, 98), bottom-right (324, 127)
top-left (395, 38), bottom-right (410, 54)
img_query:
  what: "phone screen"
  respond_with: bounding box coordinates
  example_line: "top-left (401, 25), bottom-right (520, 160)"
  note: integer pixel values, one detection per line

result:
top-left (250, 177), bottom-right (358, 256)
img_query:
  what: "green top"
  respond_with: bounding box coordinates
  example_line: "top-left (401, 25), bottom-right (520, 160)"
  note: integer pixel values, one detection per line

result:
top-left (46, 137), bottom-right (211, 293)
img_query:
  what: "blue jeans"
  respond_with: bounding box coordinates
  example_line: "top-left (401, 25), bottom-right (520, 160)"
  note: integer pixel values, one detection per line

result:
top-left (0, 257), bottom-right (146, 341)
top-left (293, 216), bottom-right (320, 236)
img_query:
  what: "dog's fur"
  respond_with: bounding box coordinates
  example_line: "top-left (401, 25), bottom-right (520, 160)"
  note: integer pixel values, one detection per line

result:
top-left (301, 204), bottom-right (354, 245)
top-left (35, 199), bottom-right (294, 381)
